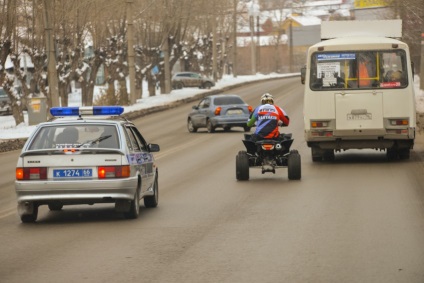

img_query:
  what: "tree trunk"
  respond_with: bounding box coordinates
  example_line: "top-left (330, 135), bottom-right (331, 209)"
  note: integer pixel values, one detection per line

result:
top-left (118, 79), bottom-right (129, 105)
top-left (147, 73), bottom-right (156, 97)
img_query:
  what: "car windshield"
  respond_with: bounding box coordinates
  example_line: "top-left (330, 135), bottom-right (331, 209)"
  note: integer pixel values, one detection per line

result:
top-left (310, 50), bottom-right (408, 90)
top-left (214, 96), bottom-right (245, 105)
top-left (28, 124), bottom-right (119, 150)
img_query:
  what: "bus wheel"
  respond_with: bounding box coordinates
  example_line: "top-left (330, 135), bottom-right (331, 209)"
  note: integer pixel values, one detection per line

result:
top-left (386, 149), bottom-right (397, 161)
top-left (323, 150), bottom-right (335, 161)
top-left (398, 149), bottom-right (410, 160)
top-left (311, 147), bottom-right (323, 162)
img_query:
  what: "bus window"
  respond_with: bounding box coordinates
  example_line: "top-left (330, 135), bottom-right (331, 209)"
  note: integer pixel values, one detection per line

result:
top-left (310, 50), bottom-right (408, 90)
top-left (381, 51), bottom-right (408, 87)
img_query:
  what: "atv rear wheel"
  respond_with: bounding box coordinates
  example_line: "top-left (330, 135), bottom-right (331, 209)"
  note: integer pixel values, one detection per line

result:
top-left (288, 150), bottom-right (301, 180)
top-left (236, 151), bottom-right (249, 181)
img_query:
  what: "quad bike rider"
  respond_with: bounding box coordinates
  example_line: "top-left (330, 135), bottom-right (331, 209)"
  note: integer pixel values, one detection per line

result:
top-left (236, 93), bottom-right (301, 181)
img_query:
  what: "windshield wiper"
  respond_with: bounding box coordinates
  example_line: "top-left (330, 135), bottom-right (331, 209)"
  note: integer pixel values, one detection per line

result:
top-left (76, 135), bottom-right (112, 148)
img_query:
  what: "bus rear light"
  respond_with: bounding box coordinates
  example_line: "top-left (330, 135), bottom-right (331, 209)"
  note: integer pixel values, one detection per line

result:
top-left (390, 119), bottom-right (408, 126)
top-left (16, 167), bottom-right (47, 180)
top-left (98, 166), bottom-right (130, 179)
top-left (311, 121), bottom-right (329, 128)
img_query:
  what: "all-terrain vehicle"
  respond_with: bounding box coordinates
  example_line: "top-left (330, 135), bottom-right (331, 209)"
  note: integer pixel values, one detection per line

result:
top-left (236, 133), bottom-right (301, 181)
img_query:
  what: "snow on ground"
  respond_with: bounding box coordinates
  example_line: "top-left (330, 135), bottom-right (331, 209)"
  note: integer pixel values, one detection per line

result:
top-left (0, 73), bottom-right (295, 139)
top-left (0, 73), bottom-right (423, 140)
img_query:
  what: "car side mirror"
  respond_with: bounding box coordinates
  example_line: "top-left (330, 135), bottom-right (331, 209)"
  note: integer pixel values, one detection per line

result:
top-left (148, 143), bottom-right (160, 152)
top-left (192, 105), bottom-right (199, 110)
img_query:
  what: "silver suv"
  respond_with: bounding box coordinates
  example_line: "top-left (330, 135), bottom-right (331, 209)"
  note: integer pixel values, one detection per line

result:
top-left (172, 72), bottom-right (215, 89)
top-left (0, 87), bottom-right (12, 115)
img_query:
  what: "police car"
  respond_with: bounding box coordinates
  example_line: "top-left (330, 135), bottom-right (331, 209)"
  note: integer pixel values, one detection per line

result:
top-left (15, 106), bottom-right (160, 223)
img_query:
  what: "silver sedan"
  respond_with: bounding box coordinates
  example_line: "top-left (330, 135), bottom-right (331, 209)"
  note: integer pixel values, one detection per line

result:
top-left (187, 94), bottom-right (253, 133)
top-left (15, 106), bottom-right (160, 223)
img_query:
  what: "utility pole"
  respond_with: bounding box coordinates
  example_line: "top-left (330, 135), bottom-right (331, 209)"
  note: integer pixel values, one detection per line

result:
top-left (421, 32), bottom-right (424, 90)
top-left (233, 0), bottom-right (238, 78)
top-left (163, 34), bottom-right (171, 94)
top-left (250, 16), bottom-right (256, 74)
top-left (289, 19), bottom-right (293, 73)
top-left (248, 0), bottom-right (260, 75)
top-left (126, 0), bottom-right (136, 104)
top-left (43, 0), bottom-right (59, 109)
top-left (212, 1), bottom-right (218, 82)
top-left (256, 15), bottom-right (260, 73)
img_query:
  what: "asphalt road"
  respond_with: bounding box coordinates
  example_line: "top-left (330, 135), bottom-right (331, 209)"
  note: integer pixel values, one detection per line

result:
top-left (1, 77), bottom-right (424, 283)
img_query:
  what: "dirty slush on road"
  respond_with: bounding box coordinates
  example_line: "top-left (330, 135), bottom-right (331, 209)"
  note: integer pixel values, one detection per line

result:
top-left (0, 139), bottom-right (27, 153)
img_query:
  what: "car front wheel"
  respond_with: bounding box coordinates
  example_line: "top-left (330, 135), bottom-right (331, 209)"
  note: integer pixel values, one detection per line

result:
top-left (203, 82), bottom-right (213, 89)
top-left (144, 174), bottom-right (159, 208)
top-left (187, 118), bottom-right (198, 133)
top-left (175, 82), bottom-right (184, 89)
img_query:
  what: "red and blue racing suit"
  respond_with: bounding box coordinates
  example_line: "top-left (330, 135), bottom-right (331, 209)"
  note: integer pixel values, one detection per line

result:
top-left (246, 104), bottom-right (289, 139)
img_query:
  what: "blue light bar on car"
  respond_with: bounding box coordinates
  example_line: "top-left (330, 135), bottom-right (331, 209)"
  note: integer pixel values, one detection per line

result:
top-left (50, 106), bottom-right (124, 117)
top-left (50, 107), bottom-right (80, 116)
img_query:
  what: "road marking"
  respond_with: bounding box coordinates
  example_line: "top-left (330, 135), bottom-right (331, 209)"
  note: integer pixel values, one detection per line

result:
top-left (154, 135), bottom-right (211, 160)
top-left (0, 207), bottom-right (16, 219)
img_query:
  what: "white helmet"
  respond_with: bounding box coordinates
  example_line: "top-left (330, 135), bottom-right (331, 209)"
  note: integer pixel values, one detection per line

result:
top-left (261, 93), bottom-right (274, 104)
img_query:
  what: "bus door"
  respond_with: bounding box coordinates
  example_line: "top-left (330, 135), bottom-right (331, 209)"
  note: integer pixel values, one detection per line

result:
top-left (335, 91), bottom-right (384, 133)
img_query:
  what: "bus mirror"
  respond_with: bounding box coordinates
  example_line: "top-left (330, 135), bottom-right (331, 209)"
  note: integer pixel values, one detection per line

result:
top-left (300, 66), bottom-right (306, 84)
top-left (411, 61), bottom-right (414, 80)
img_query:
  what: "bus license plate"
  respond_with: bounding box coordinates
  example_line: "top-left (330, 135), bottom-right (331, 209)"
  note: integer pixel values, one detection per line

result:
top-left (53, 169), bottom-right (93, 178)
top-left (347, 113), bottom-right (372, 120)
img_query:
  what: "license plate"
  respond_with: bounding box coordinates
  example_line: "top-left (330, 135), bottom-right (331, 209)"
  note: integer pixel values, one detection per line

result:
top-left (227, 109), bottom-right (243, 115)
top-left (347, 113), bottom-right (372, 120)
top-left (53, 169), bottom-right (93, 178)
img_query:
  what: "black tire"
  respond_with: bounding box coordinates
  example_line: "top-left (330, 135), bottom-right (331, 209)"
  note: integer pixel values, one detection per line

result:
top-left (175, 82), bottom-right (184, 89)
top-left (311, 147), bottom-right (322, 162)
top-left (48, 203), bottom-right (63, 211)
top-left (203, 82), bottom-right (213, 89)
top-left (223, 126), bottom-right (231, 132)
top-left (124, 190), bottom-right (140, 219)
top-left (387, 148), bottom-right (397, 161)
top-left (187, 118), bottom-right (198, 133)
top-left (236, 151), bottom-right (250, 181)
top-left (207, 119), bottom-right (215, 133)
top-left (288, 150), bottom-right (301, 180)
top-left (323, 150), bottom-right (335, 161)
top-left (398, 148), bottom-right (410, 160)
top-left (144, 174), bottom-right (159, 208)
top-left (20, 204), bottom-right (38, 223)
top-left (244, 126), bottom-right (251, 132)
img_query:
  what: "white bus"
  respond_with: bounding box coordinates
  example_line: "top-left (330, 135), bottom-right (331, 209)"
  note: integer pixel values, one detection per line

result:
top-left (302, 20), bottom-right (416, 161)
